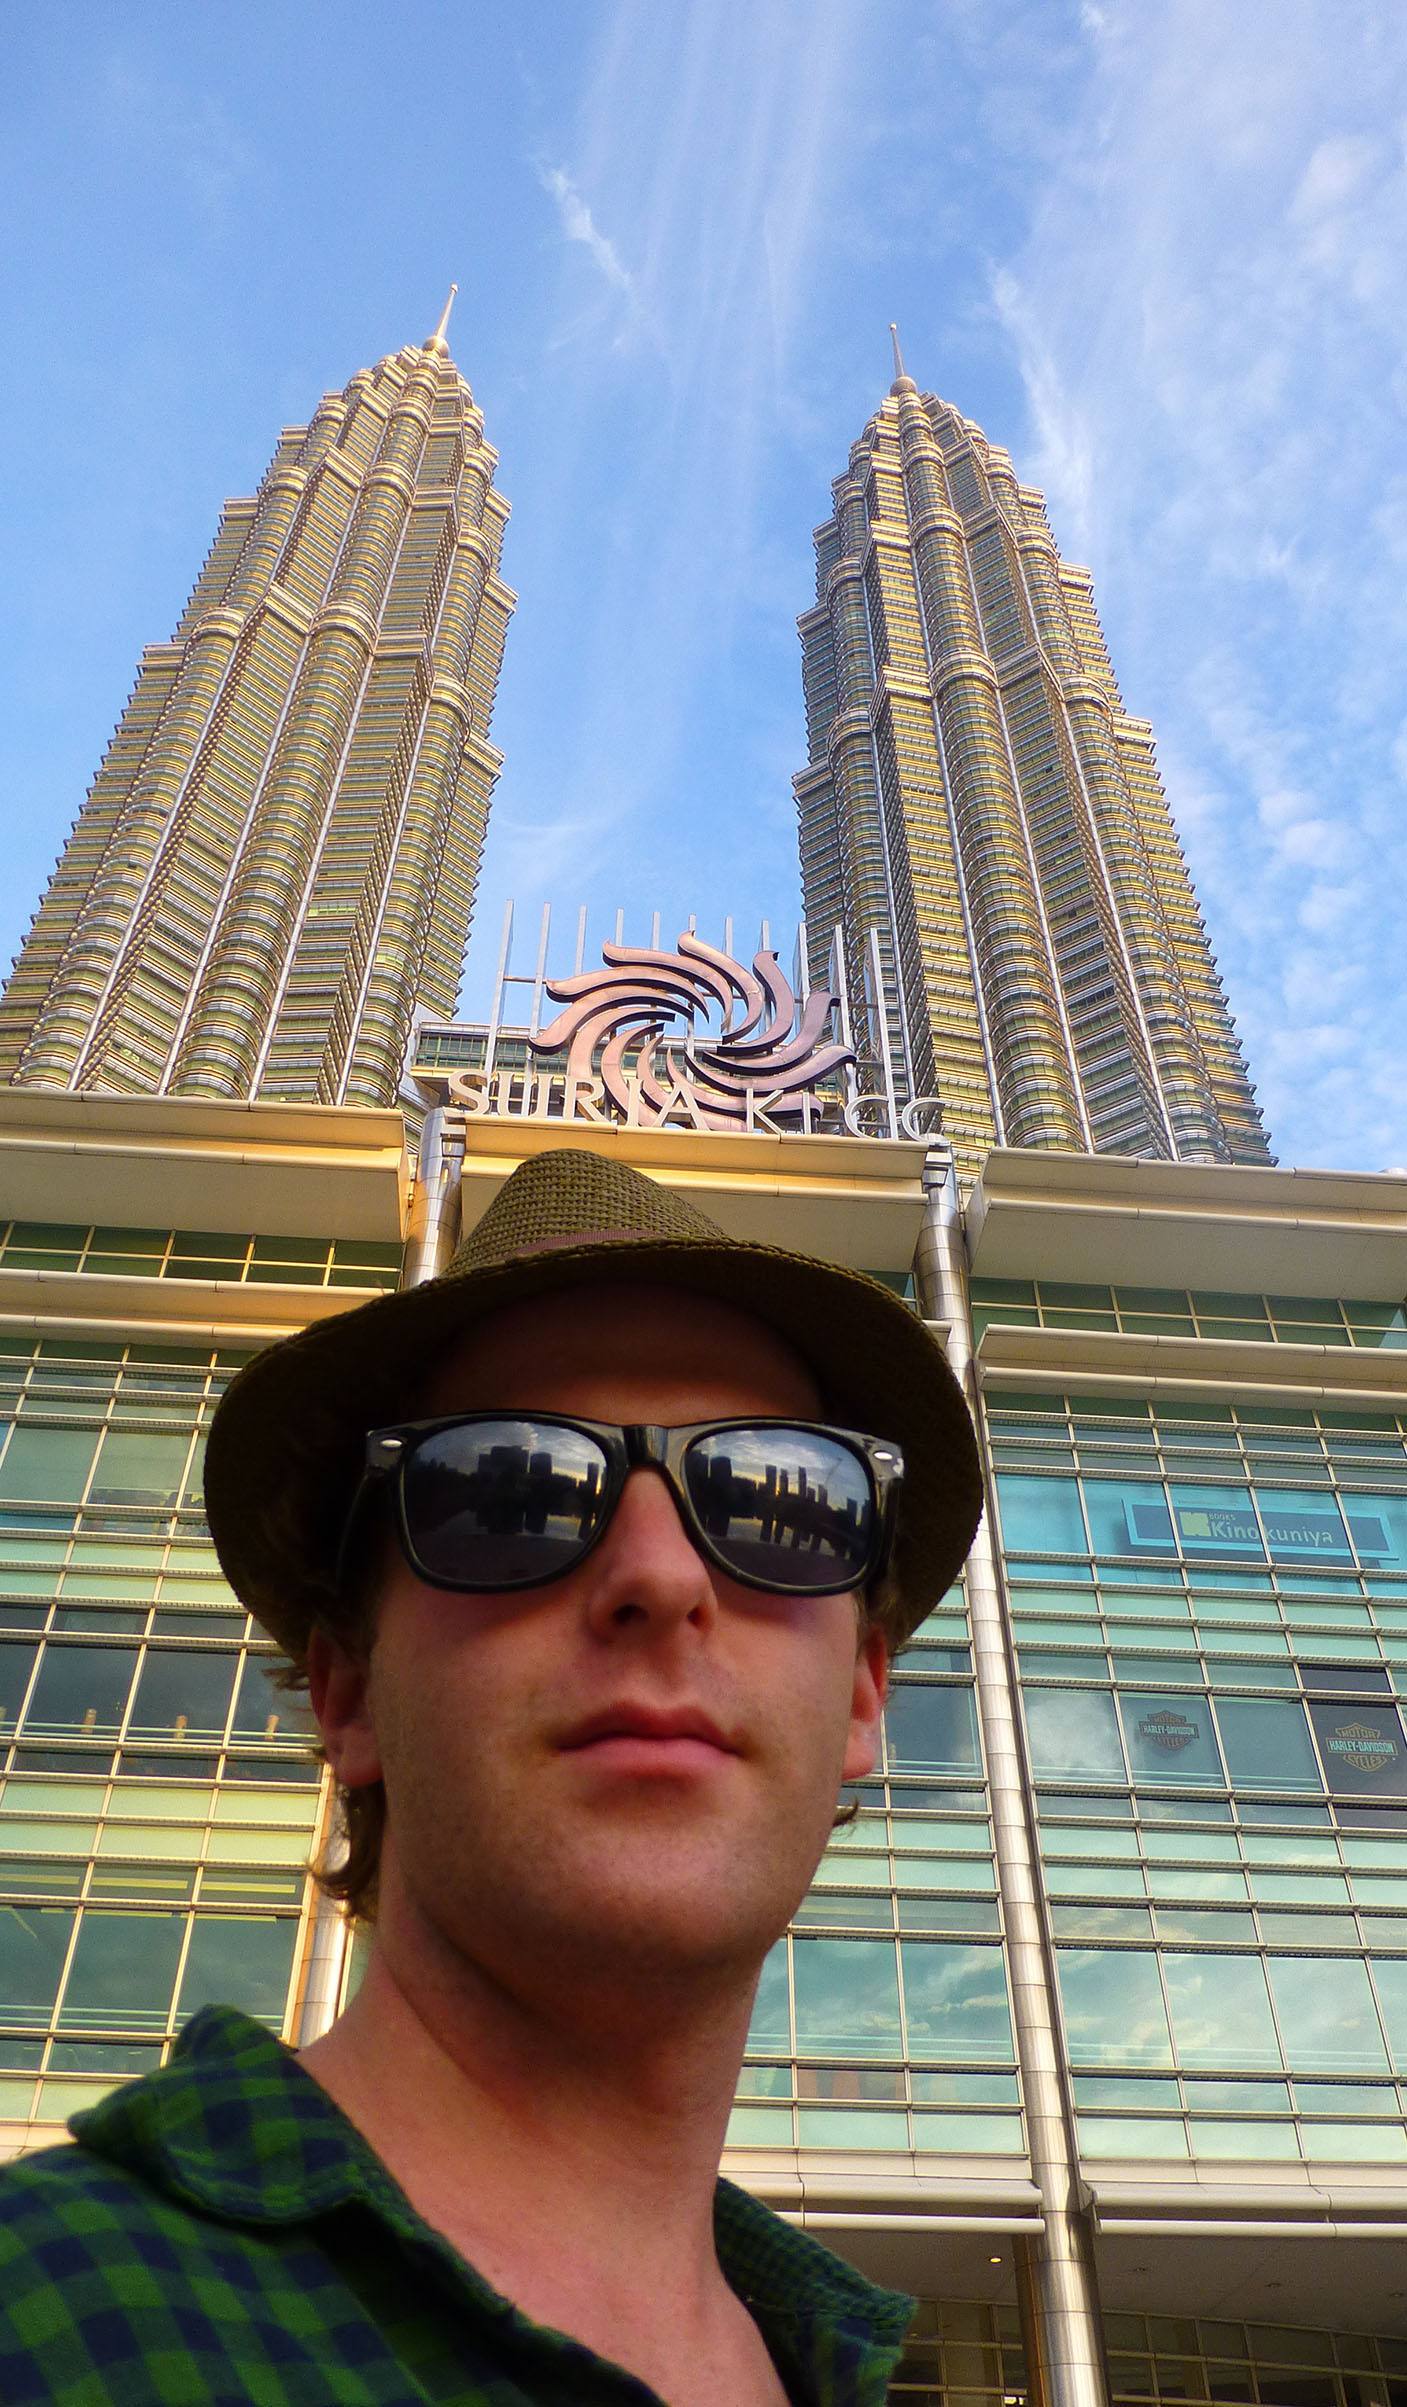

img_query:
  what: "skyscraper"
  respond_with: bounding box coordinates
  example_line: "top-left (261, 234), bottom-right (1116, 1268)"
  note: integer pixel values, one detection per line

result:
top-left (796, 335), bottom-right (1270, 1176)
top-left (0, 293), bottom-right (513, 1107)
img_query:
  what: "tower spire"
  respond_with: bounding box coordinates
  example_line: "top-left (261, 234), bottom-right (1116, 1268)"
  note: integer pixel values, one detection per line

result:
top-left (888, 321), bottom-right (917, 396)
top-left (425, 283), bottom-right (458, 357)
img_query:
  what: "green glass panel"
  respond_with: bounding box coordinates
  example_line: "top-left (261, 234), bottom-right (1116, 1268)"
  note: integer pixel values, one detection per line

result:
top-left (1023, 1687), bottom-right (1125, 1781)
top-left (1162, 1952), bottom-right (1280, 2070)
top-left (911, 2109), bottom-right (1024, 2152)
top-left (1214, 1697), bottom-right (1322, 1792)
top-left (1167, 1485), bottom-right (1265, 1562)
top-left (1266, 1954), bottom-right (1391, 2073)
top-left (0, 1641), bottom-right (37, 1731)
top-left (58, 1910), bottom-right (185, 2032)
top-left (1188, 2119), bottom-right (1299, 2160)
top-left (994, 1474), bottom-right (1086, 1554)
top-left (1121, 1693), bottom-right (1224, 1787)
top-left (900, 1939), bottom-right (1012, 2062)
top-left (87, 1430), bottom-right (192, 1509)
top-left (1057, 1949), bottom-right (1173, 2068)
top-left (176, 1913), bottom-right (297, 2029)
top-left (0, 1904), bottom-right (75, 2024)
top-left (795, 2106), bottom-right (908, 2147)
top-left (1079, 2115), bottom-right (1187, 2158)
top-left (127, 1649), bottom-right (238, 1741)
top-left (792, 1936), bottom-right (901, 2059)
top-left (168, 1234), bottom-right (249, 1263)
top-left (883, 1683), bottom-right (980, 1775)
top-left (229, 1653), bottom-right (308, 1745)
top-left (248, 1237), bottom-right (332, 1269)
top-left (1367, 1955), bottom-right (1407, 2071)
top-left (1085, 1479), bottom-right (1174, 1559)
top-left (0, 1427), bottom-right (97, 1503)
top-left (24, 1645), bottom-right (136, 1737)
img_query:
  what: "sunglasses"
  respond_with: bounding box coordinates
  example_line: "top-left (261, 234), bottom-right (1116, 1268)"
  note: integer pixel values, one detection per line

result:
top-left (344, 1413), bottom-right (904, 1599)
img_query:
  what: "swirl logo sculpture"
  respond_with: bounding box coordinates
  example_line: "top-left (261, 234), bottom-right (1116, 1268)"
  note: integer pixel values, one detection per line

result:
top-left (530, 932), bottom-right (854, 1128)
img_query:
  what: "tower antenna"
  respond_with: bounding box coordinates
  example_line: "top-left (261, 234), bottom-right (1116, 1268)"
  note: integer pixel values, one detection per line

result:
top-left (425, 284), bottom-right (458, 354)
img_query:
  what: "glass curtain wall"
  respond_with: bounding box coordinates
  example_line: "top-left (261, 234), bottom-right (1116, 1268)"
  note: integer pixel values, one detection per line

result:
top-left (728, 1579), bottom-right (1028, 2158)
top-left (888, 2303), bottom-right (1407, 2407)
top-left (0, 1330), bottom-right (325, 2132)
top-left (988, 1386), bottom-right (1407, 2166)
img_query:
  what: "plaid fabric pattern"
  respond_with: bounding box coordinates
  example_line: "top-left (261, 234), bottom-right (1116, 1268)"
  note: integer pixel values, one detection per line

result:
top-left (0, 2007), bottom-right (913, 2404)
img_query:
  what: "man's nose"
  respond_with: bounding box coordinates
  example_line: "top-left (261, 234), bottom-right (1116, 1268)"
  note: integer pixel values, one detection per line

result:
top-left (580, 1467), bottom-right (716, 1637)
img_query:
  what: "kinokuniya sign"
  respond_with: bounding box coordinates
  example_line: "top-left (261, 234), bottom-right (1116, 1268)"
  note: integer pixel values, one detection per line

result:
top-left (1124, 1494), bottom-right (1391, 1563)
top-left (409, 903), bottom-right (943, 1140)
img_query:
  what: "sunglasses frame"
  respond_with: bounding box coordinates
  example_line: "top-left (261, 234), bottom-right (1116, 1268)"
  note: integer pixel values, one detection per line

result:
top-left (342, 1411), bottom-right (904, 1600)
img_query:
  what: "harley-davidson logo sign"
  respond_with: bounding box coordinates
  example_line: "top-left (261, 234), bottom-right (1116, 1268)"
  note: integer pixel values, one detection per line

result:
top-left (1137, 1709), bottom-right (1197, 1754)
top-left (1323, 1720), bottom-right (1400, 1778)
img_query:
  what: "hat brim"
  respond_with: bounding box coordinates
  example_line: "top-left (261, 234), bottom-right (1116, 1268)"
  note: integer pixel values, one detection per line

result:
top-left (203, 1233), bottom-right (984, 1656)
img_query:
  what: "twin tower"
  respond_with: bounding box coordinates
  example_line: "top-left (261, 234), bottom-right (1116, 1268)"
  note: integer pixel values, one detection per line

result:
top-left (0, 302), bottom-right (1270, 1175)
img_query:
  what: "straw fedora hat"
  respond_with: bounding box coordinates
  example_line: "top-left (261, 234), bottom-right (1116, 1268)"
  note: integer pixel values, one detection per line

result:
top-left (203, 1145), bottom-right (983, 1656)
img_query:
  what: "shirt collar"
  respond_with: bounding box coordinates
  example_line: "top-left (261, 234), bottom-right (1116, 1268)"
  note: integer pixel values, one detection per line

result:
top-left (74, 2006), bottom-right (913, 2395)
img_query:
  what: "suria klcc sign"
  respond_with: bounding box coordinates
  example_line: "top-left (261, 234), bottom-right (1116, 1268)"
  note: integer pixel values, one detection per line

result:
top-left (417, 908), bottom-right (943, 1140)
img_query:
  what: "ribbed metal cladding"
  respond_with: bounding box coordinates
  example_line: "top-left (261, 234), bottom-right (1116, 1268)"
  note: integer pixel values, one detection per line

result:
top-left (796, 365), bottom-right (1272, 1176)
top-left (916, 1150), bottom-right (1110, 2407)
top-left (0, 308), bottom-right (514, 1106)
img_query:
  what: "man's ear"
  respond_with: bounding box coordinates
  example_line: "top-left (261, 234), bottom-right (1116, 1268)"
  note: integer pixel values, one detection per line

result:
top-left (306, 1624), bottom-right (383, 1790)
top-left (841, 1621), bottom-right (889, 1784)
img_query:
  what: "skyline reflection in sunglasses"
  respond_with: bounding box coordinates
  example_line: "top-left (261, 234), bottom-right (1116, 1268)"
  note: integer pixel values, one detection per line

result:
top-left (347, 1414), bottom-right (903, 1598)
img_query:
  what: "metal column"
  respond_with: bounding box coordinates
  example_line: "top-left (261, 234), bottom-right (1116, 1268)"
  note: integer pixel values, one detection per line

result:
top-left (298, 1107), bottom-right (463, 2043)
top-left (914, 1146), bottom-right (1109, 2407)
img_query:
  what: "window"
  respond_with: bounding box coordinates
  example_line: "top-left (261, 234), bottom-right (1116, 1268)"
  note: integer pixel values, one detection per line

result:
top-left (1307, 1701), bottom-right (1407, 1798)
top-left (0, 1427), bottom-right (97, 1503)
top-left (88, 1430), bottom-right (192, 1509)
top-left (58, 1912), bottom-right (186, 2034)
top-left (994, 1474), bottom-right (1086, 1555)
top-left (177, 1914), bottom-right (298, 2029)
top-left (746, 1944), bottom-right (791, 2052)
top-left (1121, 1693), bottom-right (1224, 1788)
top-left (1025, 1687), bottom-right (1125, 1781)
top-left (884, 1683), bottom-right (980, 1774)
top-left (1214, 1698), bottom-right (1321, 1791)
top-left (1057, 1949), bottom-right (1172, 2067)
top-left (1161, 1953), bottom-right (1279, 2069)
top-left (1266, 1955), bottom-right (1390, 2075)
top-left (24, 1646), bottom-right (136, 1738)
top-left (0, 1905), bottom-right (75, 2026)
top-left (793, 1937), bottom-right (902, 2059)
top-left (902, 1942), bottom-right (1013, 2062)
top-left (127, 1650), bottom-right (239, 1741)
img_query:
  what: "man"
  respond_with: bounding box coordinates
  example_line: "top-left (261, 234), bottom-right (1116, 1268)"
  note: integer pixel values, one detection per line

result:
top-left (0, 1147), bottom-right (983, 2406)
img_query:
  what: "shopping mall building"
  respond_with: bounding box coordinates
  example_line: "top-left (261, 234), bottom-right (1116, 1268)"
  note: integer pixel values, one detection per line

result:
top-left (0, 939), bottom-right (1404, 2406)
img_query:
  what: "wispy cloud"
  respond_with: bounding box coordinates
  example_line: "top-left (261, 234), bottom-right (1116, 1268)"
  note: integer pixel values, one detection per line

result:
top-left (982, 0), bottom-right (1407, 1169)
top-left (537, 163), bottom-right (635, 297)
top-left (470, 0), bottom-right (865, 994)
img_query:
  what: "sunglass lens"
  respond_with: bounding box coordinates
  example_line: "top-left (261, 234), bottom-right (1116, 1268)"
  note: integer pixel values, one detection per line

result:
top-left (403, 1419), bottom-right (612, 1588)
top-left (683, 1427), bottom-right (875, 1591)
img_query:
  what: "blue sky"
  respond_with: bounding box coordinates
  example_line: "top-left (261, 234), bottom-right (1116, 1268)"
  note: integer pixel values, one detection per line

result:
top-left (2, 2), bottom-right (1405, 1170)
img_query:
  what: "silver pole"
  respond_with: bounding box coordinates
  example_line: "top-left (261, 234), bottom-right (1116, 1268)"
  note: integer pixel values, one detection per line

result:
top-left (913, 1146), bottom-right (1109, 2407)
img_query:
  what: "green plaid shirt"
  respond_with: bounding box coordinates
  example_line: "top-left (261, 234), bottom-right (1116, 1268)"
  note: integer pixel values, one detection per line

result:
top-left (0, 2007), bottom-right (913, 2404)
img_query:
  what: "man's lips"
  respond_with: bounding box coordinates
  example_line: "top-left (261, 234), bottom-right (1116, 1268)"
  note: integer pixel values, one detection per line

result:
top-left (557, 1704), bottom-right (741, 1760)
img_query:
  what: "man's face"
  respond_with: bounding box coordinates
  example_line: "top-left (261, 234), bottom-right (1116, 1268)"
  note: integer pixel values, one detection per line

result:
top-left (311, 1280), bottom-right (888, 2007)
